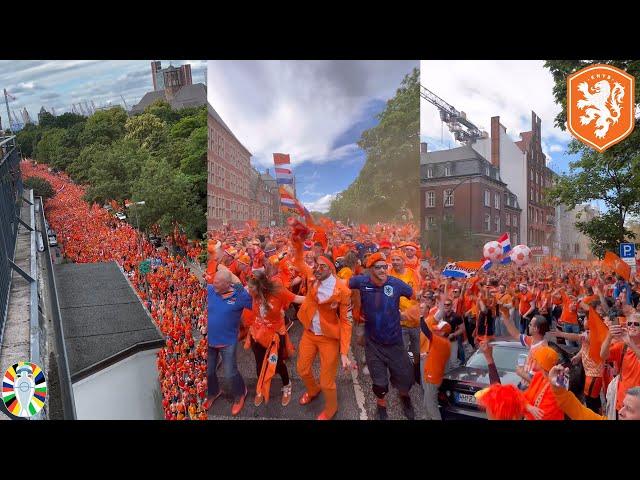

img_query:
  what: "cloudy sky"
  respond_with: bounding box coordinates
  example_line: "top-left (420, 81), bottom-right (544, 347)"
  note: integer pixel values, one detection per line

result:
top-left (0, 60), bottom-right (206, 127)
top-left (420, 60), bottom-right (578, 175)
top-left (208, 60), bottom-right (418, 212)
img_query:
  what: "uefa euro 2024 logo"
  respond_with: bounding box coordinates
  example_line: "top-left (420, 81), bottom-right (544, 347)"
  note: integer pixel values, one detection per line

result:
top-left (2, 362), bottom-right (47, 418)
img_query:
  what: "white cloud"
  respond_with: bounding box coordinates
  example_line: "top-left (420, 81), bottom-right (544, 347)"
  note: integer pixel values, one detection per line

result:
top-left (420, 60), bottom-right (573, 153)
top-left (208, 60), bottom-right (417, 168)
top-left (303, 193), bottom-right (337, 213)
top-left (549, 144), bottom-right (565, 153)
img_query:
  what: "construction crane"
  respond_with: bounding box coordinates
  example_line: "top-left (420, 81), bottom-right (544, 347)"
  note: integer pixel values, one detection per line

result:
top-left (120, 95), bottom-right (129, 112)
top-left (91, 100), bottom-right (97, 113)
top-left (420, 85), bottom-right (484, 145)
top-left (83, 100), bottom-right (91, 115)
top-left (21, 108), bottom-right (32, 125)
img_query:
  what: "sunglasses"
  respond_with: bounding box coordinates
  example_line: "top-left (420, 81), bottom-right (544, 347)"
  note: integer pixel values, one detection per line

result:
top-left (444, 303), bottom-right (452, 307)
top-left (372, 264), bottom-right (388, 271)
top-left (627, 322), bottom-right (640, 327)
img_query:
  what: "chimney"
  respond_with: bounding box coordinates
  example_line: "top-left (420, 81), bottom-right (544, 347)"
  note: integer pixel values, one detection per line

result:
top-left (491, 116), bottom-right (500, 169)
top-left (420, 142), bottom-right (428, 154)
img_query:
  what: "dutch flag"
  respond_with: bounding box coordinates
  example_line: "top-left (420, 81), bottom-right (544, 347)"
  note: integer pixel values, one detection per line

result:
top-left (498, 233), bottom-right (512, 264)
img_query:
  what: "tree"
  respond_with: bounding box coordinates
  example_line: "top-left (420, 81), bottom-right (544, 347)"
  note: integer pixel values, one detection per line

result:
top-left (329, 67), bottom-right (419, 223)
top-left (143, 100), bottom-right (179, 124)
top-left (15, 124), bottom-right (41, 158)
top-left (544, 60), bottom-right (640, 258)
top-left (23, 176), bottom-right (55, 199)
top-left (78, 107), bottom-right (128, 146)
top-left (124, 113), bottom-right (166, 150)
top-left (34, 128), bottom-right (68, 167)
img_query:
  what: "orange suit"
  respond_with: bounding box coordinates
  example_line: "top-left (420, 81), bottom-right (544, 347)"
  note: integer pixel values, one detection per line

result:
top-left (292, 240), bottom-right (352, 418)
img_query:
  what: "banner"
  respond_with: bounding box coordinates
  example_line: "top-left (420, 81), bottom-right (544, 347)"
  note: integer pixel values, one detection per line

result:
top-left (442, 261), bottom-right (483, 278)
top-left (273, 153), bottom-right (305, 216)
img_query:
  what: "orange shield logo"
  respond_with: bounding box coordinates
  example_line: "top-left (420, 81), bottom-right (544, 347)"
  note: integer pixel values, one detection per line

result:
top-left (567, 64), bottom-right (635, 152)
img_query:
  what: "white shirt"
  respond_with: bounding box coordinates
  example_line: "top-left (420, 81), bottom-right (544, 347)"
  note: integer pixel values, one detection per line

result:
top-left (311, 275), bottom-right (337, 335)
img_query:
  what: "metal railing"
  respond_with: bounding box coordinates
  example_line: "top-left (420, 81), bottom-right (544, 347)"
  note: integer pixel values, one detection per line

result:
top-left (0, 136), bottom-right (22, 347)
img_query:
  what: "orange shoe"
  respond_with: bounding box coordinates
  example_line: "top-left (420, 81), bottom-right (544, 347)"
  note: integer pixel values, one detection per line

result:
top-left (299, 391), bottom-right (319, 406)
top-left (231, 387), bottom-right (248, 416)
top-left (316, 411), bottom-right (335, 420)
top-left (203, 391), bottom-right (221, 411)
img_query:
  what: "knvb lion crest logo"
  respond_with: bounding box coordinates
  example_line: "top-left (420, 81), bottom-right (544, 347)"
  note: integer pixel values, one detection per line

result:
top-left (567, 64), bottom-right (635, 152)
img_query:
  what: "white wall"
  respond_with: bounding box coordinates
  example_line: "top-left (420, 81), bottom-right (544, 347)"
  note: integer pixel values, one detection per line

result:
top-left (473, 129), bottom-right (527, 244)
top-left (73, 349), bottom-right (162, 420)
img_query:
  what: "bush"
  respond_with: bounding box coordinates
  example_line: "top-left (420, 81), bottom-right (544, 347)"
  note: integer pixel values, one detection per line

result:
top-left (24, 176), bottom-right (55, 199)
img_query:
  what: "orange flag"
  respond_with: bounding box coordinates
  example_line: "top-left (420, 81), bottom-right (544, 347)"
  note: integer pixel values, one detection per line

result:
top-left (256, 333), bottom-right (280, 403)
top-left (603, 251), bottom-right (631, 281)
top-left (588, 308), bottom-right (608, 364)
top-left (425, 248), bottom-right (432, 259)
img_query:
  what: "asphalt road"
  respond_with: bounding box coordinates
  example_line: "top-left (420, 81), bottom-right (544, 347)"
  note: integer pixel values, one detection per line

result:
top-left (208, 318), bottom-right (424, 421)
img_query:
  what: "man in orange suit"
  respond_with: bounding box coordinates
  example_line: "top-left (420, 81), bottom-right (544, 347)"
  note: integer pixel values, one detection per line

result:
top-left (291, 232), bottom-right (353, 420)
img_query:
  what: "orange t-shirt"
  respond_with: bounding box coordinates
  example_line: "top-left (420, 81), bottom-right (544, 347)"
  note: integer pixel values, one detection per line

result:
top-left (519, 292), bottom-right (535, 316)
top-left (609, 342), bottom-right (640, 411)
top-left (559, 291), bottom-right (578, 325)
top-left (523, 371), bottom-right (564, 420)
top-left (422, 330), bottom-right (451, 386)
top-left (250, 288), bottom-right (296, 336)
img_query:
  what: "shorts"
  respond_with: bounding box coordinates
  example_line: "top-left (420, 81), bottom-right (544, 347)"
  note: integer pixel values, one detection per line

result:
top-left (364, 336), bottom-right (414, 393)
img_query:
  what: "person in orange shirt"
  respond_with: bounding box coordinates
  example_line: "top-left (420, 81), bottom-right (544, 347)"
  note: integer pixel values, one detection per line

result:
top-left (419, 296), bottom-right (451, 420)
top-left (291, 233), bottom-right (353, 420)
top-left (555, 288), bottom-right (580, 347)
top-left (521, 346), bottom-right (565, 420)
top-left (517, 283), bottom-right (536, 334)
top-left (245, 271), bottom-right (304, 407)
top-left (600, 314), bottom-right (640, 417)
top-left (548, 365), bottom-right (640, 420)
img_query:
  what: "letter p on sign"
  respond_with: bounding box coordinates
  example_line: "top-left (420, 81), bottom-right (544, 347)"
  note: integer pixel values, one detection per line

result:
top-left (620, 243), bottom-right (635, 258)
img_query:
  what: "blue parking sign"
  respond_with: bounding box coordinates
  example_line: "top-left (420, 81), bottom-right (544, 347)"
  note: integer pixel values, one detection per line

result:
top-left (620, 243), bottom-right (635, 258)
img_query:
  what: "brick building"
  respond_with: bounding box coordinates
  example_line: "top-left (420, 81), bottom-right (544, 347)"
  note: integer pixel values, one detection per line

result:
top-left (472, 112), bottom-right (556, 253)
top-left (207, 103), bottom-right (253, 230)
top-left (420, 143), bottom-right (521, 258)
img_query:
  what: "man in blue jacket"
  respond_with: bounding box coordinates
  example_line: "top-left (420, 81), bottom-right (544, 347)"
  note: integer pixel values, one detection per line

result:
top-left (349, 252), bottom-right (415, 420)
top-left (206, 269), bottom-right (252, 416)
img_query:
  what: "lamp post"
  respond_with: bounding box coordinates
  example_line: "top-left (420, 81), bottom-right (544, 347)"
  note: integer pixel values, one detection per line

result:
top-left (439, 175), bottom-right (473, 262)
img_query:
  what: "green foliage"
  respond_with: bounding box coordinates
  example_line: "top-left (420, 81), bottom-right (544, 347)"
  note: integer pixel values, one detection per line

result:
top-left (23, 176), bottom-right (55, 199)
top-left (544, 60), bottom-right (640, 258)
top-left (22, 103), bottom-right (207, 239)
top-left (424, 218), bottom-right (485, 264)
top-left (329, 67), bottom-right (420, 223)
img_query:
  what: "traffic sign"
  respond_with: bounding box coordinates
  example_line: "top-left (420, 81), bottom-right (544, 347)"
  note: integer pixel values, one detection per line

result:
top-left (139, 260), bottom-right (151, 275)
top-left (620, 243), bottom-right (636, 258)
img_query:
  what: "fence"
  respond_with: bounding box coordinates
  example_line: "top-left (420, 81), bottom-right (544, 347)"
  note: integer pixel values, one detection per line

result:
top-left (0, 136), bottom-right (22, 347)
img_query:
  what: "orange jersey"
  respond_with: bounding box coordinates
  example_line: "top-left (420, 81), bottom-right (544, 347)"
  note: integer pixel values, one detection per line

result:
top-left (523, 371), bottom-right (564, 420)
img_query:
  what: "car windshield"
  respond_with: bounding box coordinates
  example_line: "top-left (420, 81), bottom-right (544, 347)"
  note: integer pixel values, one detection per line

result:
top-left (465, 345), bottom-right (523, 372)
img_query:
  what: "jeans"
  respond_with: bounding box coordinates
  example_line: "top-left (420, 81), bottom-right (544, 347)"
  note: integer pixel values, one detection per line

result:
top-left (445, 340), bottom-right (459, 373)
top-left (208, 343), bottom-right (246, 401)
top-left (402, 326), bottom-right (420, 364)
top-left (560, 323), bottom-right (580, 348)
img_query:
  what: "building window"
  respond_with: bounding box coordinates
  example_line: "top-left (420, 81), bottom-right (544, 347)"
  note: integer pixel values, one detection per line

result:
top-left (575, 243), bottom-right (580, 254)
top-left (484, 213), bottom-right (491, 231)
top-left (427, 167), bottom-right (433, 178)
top-left (513, 232), bottom-right (518, 244)
top-left (444, 189), bottom-right (454, 207)
top-left (513, 215), bottom-right (518, 227)
top-left (484, 190), bottom-right (491, 206)
top-left (426, 191), bottom-right (435, 208)
top-left (531, 186), bottom-right (534, 200)
top-left (495, 216), bottom-right (500, 233)
top-left (495, 193), bottom-right (500, 210)
top-left (426, 216), bottom-right (435, 230)
top-left (444, 165), bottom-right (451, 176)
top-left (485, 166), bottom-right (490, 176)
top-left (505, 214), bottom-right (510, 226)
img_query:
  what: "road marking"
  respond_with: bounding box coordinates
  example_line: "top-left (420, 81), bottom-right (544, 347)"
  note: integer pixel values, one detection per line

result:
top-left (347, 348), bottom-right (368, 420)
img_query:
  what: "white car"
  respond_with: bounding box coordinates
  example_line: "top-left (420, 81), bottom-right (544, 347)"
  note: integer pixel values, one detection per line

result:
top-left (48, 234), bottom-right (58, 247)
top-left (115, 212), bottom-right (127, 220)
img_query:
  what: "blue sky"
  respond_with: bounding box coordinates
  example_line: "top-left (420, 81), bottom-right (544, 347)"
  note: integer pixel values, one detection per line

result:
top-left (207, 60), bottom-right (418, 212)
top-left (0, 60), bottom-right (206, 128)
top-left (420, 60), bottom-right (606, 212)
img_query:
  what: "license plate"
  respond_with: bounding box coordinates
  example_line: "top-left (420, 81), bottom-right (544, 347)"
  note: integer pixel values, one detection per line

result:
top-left (454, 392), bottom-right (477, 405)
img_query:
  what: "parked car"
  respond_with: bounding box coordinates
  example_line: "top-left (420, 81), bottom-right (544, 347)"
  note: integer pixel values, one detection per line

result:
top-left (48, 233), bottom-right (58, 247)
top-left (438, 338), bottom-right (581, 420)
top-left (115, 212), bottom-right (127, 220)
